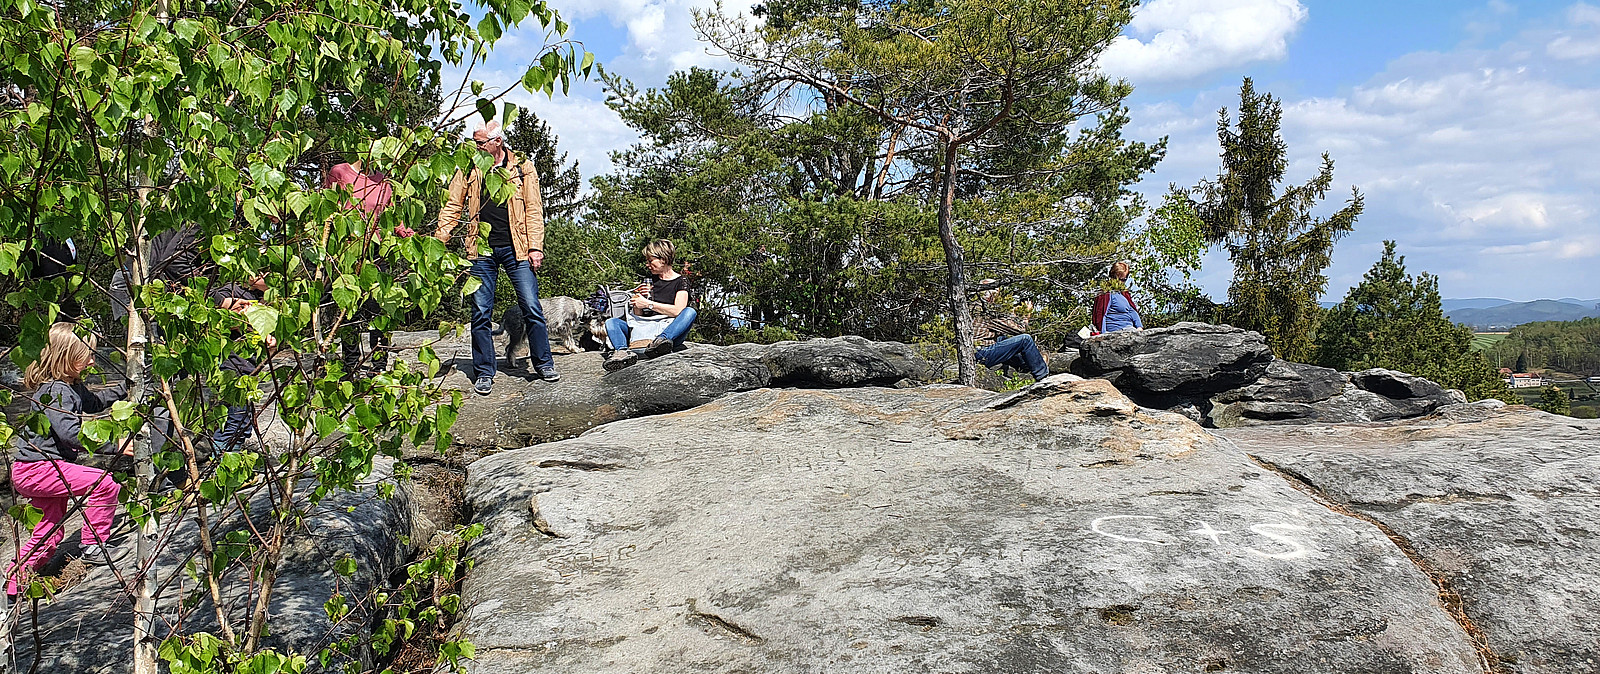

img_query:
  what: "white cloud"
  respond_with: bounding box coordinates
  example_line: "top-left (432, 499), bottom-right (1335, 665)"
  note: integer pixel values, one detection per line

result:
top-left (452, 0), bottom-right (760, 182)
top-left (1129, 3), bottom-right (1600, 300)
top-left (1547, 2), bottom-right (1600, 59)
top-left (1482, 235), bottom-right (1600, 259)
top-left (1100, 0), bottom-right (1308, 84)
top-left (561, 0), bottom-right (758, 84)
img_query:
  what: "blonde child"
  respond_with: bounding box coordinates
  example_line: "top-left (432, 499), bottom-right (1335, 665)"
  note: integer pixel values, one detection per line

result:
top-left (6, 323), bottom-right (129, 596)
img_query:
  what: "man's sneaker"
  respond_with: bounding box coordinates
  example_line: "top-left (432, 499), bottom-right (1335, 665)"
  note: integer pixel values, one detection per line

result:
top-left (603, 350), bottom-right (639, 373)
top-left (473, 376), bottom-right (494, 396)
top-left (536, 366), bottom-right (561, 383)
top-left (641, 337), bottom-right (675, 360)
top-left (78, 543), bottom-right (129, 567)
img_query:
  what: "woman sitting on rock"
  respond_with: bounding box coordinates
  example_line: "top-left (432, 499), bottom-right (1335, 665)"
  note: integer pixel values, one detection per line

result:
top-left (1093, 261), bottom-right (1143, 334)
top-left (604, 239), bottom-right (697, 372)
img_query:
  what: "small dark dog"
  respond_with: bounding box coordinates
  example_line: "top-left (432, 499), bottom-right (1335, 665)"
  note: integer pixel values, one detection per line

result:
top-left (495, 296), bottom-right (609, 367)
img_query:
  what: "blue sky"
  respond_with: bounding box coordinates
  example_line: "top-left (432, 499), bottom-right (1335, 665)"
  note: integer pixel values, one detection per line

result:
top-left (462, 0), bottom-right (1600, 302)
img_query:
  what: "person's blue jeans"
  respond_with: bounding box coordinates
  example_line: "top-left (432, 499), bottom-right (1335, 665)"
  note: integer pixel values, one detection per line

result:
top-left (605, 308), bottom-right (697, 350)
top-left (212, 404), bottom-right (252, 452)
top-left (976, 333), bottom-right (1049, 381)
top-left (470, 246), bottom-right (554, 379)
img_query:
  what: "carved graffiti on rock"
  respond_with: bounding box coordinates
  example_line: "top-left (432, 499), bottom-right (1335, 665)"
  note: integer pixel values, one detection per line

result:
top-left (1089, 515), bottom-right (1312, 560)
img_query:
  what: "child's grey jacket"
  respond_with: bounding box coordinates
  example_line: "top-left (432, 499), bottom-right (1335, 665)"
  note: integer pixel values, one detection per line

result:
top-left (13, 380), bottom-right (125, 463)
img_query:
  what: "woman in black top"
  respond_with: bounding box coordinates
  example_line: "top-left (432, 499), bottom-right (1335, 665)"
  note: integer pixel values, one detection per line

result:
top-left (603, 239), bottom-right (697, 371)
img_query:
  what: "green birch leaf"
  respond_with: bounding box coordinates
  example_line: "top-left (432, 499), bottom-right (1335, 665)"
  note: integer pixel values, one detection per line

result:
top-left (110, 399), bottom-right (136, 422)
top-left (243, 303), bottom-right (280, 337)
top-left (173, 18), bottom-right (201, 42)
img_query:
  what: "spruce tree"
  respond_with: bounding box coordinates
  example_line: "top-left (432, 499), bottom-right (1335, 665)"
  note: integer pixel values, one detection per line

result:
top-left (1538, 386), bottom-right (1572, 416)
top-left (1197, 78), bottom-right (1363, 362)
top-left (1316, 241), bottom-right (1517, 402)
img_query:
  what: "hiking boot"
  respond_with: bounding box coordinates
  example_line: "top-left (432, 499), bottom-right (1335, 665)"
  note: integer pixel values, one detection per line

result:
top-left (641, 337), bottom-right (675, 360)
top-left (536, 365), bottom-right (561, 383)
top-left (603, 350), bottom-right (639, 373)
top-left (473, 376), bottom-right (494, 396)
top-left (78, 543), bottom-right (130, 567)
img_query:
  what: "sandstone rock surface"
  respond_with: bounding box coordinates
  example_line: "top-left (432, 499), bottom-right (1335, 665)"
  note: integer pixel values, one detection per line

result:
top-left (444, 336), bottom-right (935, 450)
top-left (1072, 322), bottom-right (1275, 398)
top-left (1219, 405), bottom-right (1600, 674)
top-left (457, 379), bottom-right (1483, 673)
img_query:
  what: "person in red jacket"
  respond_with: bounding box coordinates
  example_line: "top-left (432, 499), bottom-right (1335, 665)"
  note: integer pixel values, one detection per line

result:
top-left (324, 159), bottom-right (401, 374)
top-left (1092, 261), bottom-right (1143, 334)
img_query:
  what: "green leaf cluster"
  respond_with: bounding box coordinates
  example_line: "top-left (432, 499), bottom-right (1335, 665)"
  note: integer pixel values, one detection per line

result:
top-left (1536, 385), bottom-right (1572, 416)
top-left (0, 0), bottom-right (591, 668)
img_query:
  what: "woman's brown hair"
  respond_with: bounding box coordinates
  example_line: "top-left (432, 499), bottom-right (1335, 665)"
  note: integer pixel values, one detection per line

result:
top-left (1109, 261), bottom-right (1130, 280)
top-left (642, 239), bottom-right (676, 266)
top-left (23, 322), bottom-right (95, 390)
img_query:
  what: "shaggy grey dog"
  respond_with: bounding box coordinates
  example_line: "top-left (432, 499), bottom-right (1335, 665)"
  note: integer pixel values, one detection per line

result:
top-left (496, 296), bottom-right (608, 367)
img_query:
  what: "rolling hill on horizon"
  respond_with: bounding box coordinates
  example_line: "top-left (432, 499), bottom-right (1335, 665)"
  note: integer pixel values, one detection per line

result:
top-left (1446, 299), bottom-right (1600, 330)
top-left (1441, 298), bottom-right (1516, 312)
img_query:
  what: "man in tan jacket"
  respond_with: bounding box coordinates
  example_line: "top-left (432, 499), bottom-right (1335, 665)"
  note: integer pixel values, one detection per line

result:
top-left (434, 121), bottom-right (559, 393)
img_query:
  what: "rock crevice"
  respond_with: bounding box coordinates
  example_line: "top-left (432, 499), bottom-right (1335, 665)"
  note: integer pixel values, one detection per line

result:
top-left (1222, 409), bottom-right (1600, 673)
top-left (1249, 454), bottom-right (1502, 674)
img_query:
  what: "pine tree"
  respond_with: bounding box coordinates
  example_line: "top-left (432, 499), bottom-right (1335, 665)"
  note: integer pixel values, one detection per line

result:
top-left (505, 111), bottom-right (583, 218)
top-left (1197, 78), bottom-right (1363, 362)
top-left (1316, 241), bottom-right (1516, 402)
top-left (1538, 386), bottom-right (1572, 416)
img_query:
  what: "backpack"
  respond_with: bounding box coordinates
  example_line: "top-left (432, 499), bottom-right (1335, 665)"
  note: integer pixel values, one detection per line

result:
top-left (586, 285), bottom-right (632, 321)
top-left (26, 239), bottom-right (76, 279)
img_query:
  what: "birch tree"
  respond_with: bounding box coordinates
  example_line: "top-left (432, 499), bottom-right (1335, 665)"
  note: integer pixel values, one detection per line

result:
top-left (0, 0), bottom-right (591, 669)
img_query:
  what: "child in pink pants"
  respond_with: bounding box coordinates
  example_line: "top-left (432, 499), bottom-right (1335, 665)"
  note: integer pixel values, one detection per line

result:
top-left (6, 323), bottom-right (129, 596)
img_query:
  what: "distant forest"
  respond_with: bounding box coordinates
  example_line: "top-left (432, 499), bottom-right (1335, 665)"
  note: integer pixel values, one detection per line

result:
top-left (1483, 318), bottom-right (1600, 375)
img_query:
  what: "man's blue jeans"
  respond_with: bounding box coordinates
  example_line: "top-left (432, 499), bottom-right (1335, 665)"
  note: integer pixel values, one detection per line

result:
top-left (212, 404), bottom-right (252, 452)
top-left (606, 308), bottom-right (698, 350)
top-left (976, 333), bottom-right (1049, 381)
top-left (470, 246), bottom-right (553, 379)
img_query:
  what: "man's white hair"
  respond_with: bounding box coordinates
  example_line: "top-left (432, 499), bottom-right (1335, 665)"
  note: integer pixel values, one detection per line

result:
top-left (474, 120), bottom-right (504, 140)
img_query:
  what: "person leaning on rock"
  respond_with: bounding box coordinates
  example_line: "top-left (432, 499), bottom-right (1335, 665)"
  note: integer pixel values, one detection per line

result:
top-left (972, 280), bottom-right (1050, 383)
top-left (1092, 261), bottom-right (1143, 334)
top-left (433, 121), bottom-right (560, 395)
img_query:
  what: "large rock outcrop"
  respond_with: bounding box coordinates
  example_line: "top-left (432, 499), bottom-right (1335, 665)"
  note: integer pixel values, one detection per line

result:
top-left (1220, 404), bottom-right (1600, 674)
top-left (12, 458), bottom-right (424, 674)
top-left (1210, 363), bottom-right (1466, 428)
top-left (1072, 322), bottom-right (1275, 397)
top-left (1071, 325), bottom-right (1468, 428)
top-left (445, 336), bottom-right (935, 450)
top-left (456, 378), bottom-right (1485, 673)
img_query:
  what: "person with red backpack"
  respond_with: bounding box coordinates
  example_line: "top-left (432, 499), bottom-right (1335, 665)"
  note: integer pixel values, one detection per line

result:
top-left (1092, 261), bottom-right (1144, 334)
